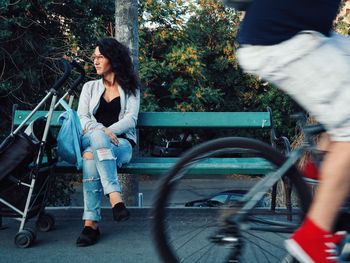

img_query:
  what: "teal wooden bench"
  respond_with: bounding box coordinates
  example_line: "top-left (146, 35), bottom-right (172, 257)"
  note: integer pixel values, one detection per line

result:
top-left (13, 110), bottom-right (276, 175)
top-left (13, 109), bottom-right (293, 216)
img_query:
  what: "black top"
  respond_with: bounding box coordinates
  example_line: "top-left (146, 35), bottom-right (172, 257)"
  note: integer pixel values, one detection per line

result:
top-left (94, 96), bottom-right (136, 147)
top-left (94, 96), bottom-right (121, 127)
top-left (238, 0), bottom-right (341, 45)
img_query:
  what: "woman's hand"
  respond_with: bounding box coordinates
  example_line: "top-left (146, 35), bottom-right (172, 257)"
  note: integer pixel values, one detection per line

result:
top-left (103, 127), bottom-right (119, 145)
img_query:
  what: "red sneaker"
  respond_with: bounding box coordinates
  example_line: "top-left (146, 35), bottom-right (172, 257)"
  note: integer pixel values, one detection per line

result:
top-left (285, 218), bottom-right (339, 263)
top-left (302, 159), bottom-right (319, 180)
top-left (331, 231), bottom-right (346, 245)
top-left (332, 231), bottom-right (349, 260)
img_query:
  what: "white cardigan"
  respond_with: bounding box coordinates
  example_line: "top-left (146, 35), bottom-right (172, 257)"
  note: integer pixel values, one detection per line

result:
top-left (77, 79), bottom-right (140, 143)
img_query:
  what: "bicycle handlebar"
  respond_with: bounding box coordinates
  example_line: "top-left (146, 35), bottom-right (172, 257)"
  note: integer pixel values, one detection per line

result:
top-left (291, 112), bottom-right (326, 137)
top-left (303, 124), bottom-right (326, 137)
top-left (51, 59), bottom-right (72, 91)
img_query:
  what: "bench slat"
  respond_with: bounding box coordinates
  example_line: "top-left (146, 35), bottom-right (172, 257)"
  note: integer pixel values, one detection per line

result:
top-left (54, 157), bottom-right (274, 175)
top-left (14, 111), bottom-right (271, 128)
top-left (136, 112), bottom-right (271, 128)
top-left (120, 157), bottom-right (274, 175)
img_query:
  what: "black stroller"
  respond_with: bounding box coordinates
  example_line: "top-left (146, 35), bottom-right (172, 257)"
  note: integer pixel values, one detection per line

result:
top-left (0, 59), bottom-right (85, 248)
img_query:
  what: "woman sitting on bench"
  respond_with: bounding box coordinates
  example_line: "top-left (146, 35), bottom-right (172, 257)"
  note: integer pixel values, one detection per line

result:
top-left (76, 38), bottom-right (140, 247)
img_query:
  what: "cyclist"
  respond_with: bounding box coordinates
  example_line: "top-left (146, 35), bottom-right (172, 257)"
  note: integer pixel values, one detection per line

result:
top-left (236, 0), bottom-right (350, 262)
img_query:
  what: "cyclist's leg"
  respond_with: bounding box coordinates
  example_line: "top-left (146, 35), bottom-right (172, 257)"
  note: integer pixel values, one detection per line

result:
top-left (302, 133), bottom-right (330, 180)
top-left (318, 133), bottom-right (332, 151)
top-left (285, 34), bottom-right (350, 263)
top-left (307, 32), bottom-right (350, 232)
top-left (238, 31), bottom-right (350, 262)
top-left (308, 142), bottom-right (350, 230)
top-left (286, 142), bottom-right (350, 263)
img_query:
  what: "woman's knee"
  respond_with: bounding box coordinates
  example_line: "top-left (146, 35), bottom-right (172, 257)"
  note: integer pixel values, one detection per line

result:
top-left (113, 139), bottom-right (132, 165)
top-left (95, 148), bottom-right (115, 161)
top-left (83, 151), bottom-right (94, 159)
top-left (90, 129), bottom-right (108, 141)
top-left (84, 145), bottom-right (115, 163)
top-left (89, 129), bottom-right (112, 150)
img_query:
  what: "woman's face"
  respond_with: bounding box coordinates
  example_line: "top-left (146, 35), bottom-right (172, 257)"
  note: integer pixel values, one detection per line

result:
top-left (92, 46), bottom-right (112, 76)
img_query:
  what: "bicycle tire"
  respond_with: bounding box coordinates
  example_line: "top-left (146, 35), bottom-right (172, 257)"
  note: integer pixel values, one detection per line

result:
top-left (152, 137), bottom-right (312, 263)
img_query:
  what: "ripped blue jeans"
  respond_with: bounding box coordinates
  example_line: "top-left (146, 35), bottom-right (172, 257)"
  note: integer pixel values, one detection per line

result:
top-left (81, 129), bottom-right (132, 221)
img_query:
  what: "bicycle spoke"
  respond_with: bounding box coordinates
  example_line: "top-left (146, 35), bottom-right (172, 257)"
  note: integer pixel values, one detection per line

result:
top-left (170, 223), bottom-right (214, 250)
top-left (153, 137), bottom-right (311, 263)
top-left (245, 231), bottom-right (286, 253)
top-left (244, 241), bottom-right (270, 262)
top-left (181, 242), bottom-right (214, 262)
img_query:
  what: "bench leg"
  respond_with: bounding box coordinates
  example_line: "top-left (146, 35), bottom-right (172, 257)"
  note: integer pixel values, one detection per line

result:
top-left (0, 215), bottom-right (5, 230)
top-left (282, 177), bottom-right (293, 221)
top-left (270, 180), bottom-right (293, 221)
top-left (271, 184), bottom-right (277, 212)
top-left (119, 174), bottom-right (139, 206)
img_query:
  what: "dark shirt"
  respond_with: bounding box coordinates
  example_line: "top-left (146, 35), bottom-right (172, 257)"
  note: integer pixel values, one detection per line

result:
top-left (94, 96), bottom-right (136, 147)
top-left (238, 0), bottom-right (341, 45)
top-left (95, 96), bottom-right (121, 127)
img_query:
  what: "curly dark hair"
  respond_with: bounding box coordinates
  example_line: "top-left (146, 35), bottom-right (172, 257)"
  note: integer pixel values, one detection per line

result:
top-left (96, 38), bottom-right (140, 96)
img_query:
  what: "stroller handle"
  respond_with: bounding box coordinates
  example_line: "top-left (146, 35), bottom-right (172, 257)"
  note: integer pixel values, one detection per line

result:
top-left (51, 59), bottom-right (72, 91)
top-left (69, 60), bottom-right (85, 92)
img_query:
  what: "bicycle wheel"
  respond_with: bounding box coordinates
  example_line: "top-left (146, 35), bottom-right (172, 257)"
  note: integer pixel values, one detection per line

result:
top-left (152, 137), bottom-right (312, 263)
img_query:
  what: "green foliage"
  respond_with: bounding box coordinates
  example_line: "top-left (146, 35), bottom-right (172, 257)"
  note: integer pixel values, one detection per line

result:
top-left (1, 0), bottom-right (303, 140)
top-left (139, 0), bottom-right (300, 142)
top-left (140, 0), bottom-right (230, 112)
top-left (47, 175), bottom-right (80, 206)
top-left (257, 85), bottom-right (301, 140)
top-left (0, 0), bottom-right (114, 138)
top-left (0, 0), bottom-right (115, 205)
top-left (2, 0), bottom-right (350, 137)
top-left (1, 0), bottom-right (59, 137)
top-left (334, 0), bottom-right (350, 35)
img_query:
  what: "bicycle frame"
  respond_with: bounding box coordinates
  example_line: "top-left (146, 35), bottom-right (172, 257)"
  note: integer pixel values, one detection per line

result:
top-left (227, 121), bottom-right (324, 233)
top-left (223, 147), bottom-right (304, 231)
top-left (152, 114), bottom-right (325, 263)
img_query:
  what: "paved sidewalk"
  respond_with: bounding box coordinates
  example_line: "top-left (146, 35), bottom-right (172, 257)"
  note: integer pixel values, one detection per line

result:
top-left (1, 207), bottom-right (293, 263)
top-left (0, 208), bottom-right (162, 263)
top-left (1, 176), bottom-right (286, 263)
top-left (1, 177), bottom-right (261, 263)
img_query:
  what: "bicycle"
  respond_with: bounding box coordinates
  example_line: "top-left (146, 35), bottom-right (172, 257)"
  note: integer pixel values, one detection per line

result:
top-left (152, 112), bottom-right (350, 263)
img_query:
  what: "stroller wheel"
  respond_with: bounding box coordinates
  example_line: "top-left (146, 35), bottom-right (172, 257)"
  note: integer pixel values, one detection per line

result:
top-left (14, 229), bottom-right (35, 248)
top-left (27, 228), bottom-right (37, 243)
top-left (36, 213), bottom-right (55, 232)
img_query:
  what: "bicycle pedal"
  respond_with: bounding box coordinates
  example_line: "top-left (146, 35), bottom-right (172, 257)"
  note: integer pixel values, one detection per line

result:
top-left (210, 228), bottom-right (240, 245)
top-left (210, 233), bottom-right (239, 244)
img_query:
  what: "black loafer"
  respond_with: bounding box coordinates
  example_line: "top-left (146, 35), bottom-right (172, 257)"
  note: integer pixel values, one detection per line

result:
top-left (76, 226), bottom-right (100, 247)
top-left (112, 202), bottom-right (130, 222)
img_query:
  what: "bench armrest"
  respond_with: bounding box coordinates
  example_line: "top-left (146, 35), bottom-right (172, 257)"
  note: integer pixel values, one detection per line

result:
top-left (267, 107), bottom-right (292, 155)
top-left (272, 135), bottom-right (291, 155)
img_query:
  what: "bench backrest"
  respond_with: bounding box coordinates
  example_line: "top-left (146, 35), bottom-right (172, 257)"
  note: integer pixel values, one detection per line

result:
top-left (13, 111), bottom-right (272, 129)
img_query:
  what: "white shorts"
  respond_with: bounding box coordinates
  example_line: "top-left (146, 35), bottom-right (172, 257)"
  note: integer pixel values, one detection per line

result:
top-left (237, 31), bottom-right (350, 141)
